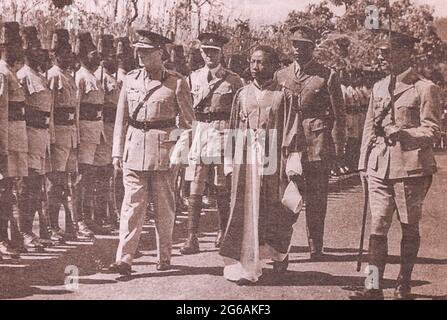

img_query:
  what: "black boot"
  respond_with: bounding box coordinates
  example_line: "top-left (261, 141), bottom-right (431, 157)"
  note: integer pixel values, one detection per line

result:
top-left (351, 235), bottom-right (388, 300)
top-left (394, 228), bottom-right (420, 300)
top-left (180, 195), bottom-right (202, 255)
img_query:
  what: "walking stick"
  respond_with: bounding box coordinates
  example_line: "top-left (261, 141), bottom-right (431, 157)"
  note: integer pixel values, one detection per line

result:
top-left (356, 173), bottom-right (369, 272)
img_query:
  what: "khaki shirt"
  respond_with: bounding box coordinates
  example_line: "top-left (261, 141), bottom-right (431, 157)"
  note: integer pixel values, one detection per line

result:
top-left (0, 59), bottom-right (28, 153)
top-left (112, 67), bottom-right (195, 171)
top-left (48, 65), bottom-right (79, 147)
top-left (188, 65), bottom-right (243, 161)
top-left (359, 68), bottom-right (441, 179)
top-left (76, 66), bottom-right (105, 144)
top-left (17, 65), bottom-right (51, 157)
top-left (95, 66), bottom-right (121, 142)
top-left (275, 60), bottom-right (346, 162)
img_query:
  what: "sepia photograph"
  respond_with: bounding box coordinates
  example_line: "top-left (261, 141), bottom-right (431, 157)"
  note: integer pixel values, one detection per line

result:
top-left (0, 0), bottom-right (446, 302)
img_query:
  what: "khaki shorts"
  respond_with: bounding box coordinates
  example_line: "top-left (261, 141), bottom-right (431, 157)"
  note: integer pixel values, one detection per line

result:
top-left (93, 136), bottom-right (112, 167)
top-left (28, 153), bottom-right (51, 175)
top-left (368, 175), bottom-right (433, 235)
top-left (7, 151), bottom-right (28, 178)
top-left (50, 144), bottom-right (78, 172)
top-left (189, 163), bottom-right (226, 195)
top-left (79, 142), bottom-right (99, 165)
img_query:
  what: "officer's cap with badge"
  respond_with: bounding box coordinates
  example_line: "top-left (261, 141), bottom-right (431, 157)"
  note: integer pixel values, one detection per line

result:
top-left (289, 25), bottom-right (320, 44)
top-left (376, 29), bottom-right (420, 50)
top-left (198, 33), bottom-right (229, 51)
top-left (132, 30), bottom-right (172, 50)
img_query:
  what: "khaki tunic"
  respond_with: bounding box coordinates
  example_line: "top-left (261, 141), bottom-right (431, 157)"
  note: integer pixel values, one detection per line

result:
top-left (359, 68), bottom-right (440, 179)
top-left (17, 65), bottom-right (52, 173)
top-left (113, 67), bottom-right (195, 171)
top-left (47, 65), bottom-right (79, 172)
top-left (93, 66), bottom-right (120, 166)
top-left (0, 59), bottom-right (28, 177)
top-left (75, 66), bottom-right (105, 165)
top-left (275, 61), bottom-right (346, 162)
top-left (187, 65), bottom-right (243, 192)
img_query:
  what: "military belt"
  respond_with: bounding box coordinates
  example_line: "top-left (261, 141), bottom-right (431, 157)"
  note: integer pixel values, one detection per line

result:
top-left (8, 101), bottom-right (26, 122)
top-left (128, 118), bottom-right (176, 131)
top-left (79, 103), bottom-right (103, 121)
top-left (54, 107), bottom-right (76, 126)
top-left (301, 109), bottom-right (332, 120)
top-left (103, 107), bottom-right (117, 123)
top-left (25, 108), bottom-right (51, 129)
top-left (195, 111), bottom-right (230, 123)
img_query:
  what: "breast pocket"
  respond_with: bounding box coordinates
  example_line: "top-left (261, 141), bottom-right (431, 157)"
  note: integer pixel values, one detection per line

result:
top-left (396, 103), bottom-right (420, 127)
top-left (213, 86), bottom-right (234, 110)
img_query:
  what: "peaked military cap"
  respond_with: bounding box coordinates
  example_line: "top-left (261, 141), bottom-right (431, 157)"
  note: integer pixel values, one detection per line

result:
top-left (289, 25), bottom-right (320, 43)
top-left (21, 26), bottom-right (41, 50)
top-left (0, 21), bottom-right (22, 47)
top-left (376, 29), bottom-right (420, 50)
top-left (132, 30), bottom-right (172, 49)
top-left (74, 32), bottom-right (96, 56)
top-left (198, 33), bottom-right (228, 50)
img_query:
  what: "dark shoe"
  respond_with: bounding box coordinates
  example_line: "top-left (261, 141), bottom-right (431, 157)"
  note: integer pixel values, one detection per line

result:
top-left (156, 261), bottom-right (171, 271)
top-left (0, 241), bottom-right (20, 259)
top-left (22, 233), bottom-right (45, 252)
top-left (350, 288), bottom-right (384, 300)
top-left (394, 283), bottom-right (412, 300)
top-left (273, 255), bottom-right (289, 274)
top-left (235, 278), bottom-right (256, 286)
top-left (86, 220), bottom-right (111, 235)
top-left (108, 261), bottom-right (132, 275)
top-left (77, 221), bottom-right (95, 239)
top-left (215, 230), bottom-right (223, 248)
top-left (36, 237), bottom-right (55, 248)
top-left (49, 228), bottom-right (66, 244)
top-left (64, 230), bottom-right (78, 241)
top-left (180, 234), bottom-right (200, 255)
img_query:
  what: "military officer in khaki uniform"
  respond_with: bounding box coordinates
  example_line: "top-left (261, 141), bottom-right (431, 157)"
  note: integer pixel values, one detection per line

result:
top-left (109, 30), bottom-right (195, 275)
top-left (46, 29), bottom-right (79, 242)
top-left (93, 34), bottom-right (120, 230)
top-left (354, 31), bottom-right (440, 300)
top-left (275, 25), bottom-right (346, 260)
top-left (16, 26), bottom-right (53, 251)
top-left (180, 33), bottom-right (243, 255)
top-left (0, 22), bottom-right (28, 257)
top-left (74, 32), bottom-right (104, 237)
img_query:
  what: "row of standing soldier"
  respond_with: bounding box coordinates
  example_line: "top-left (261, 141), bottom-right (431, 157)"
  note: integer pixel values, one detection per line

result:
top-left (0, 21), bottom-right (438, 300)
top-left (0, 22), bottom-right (135, 257)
